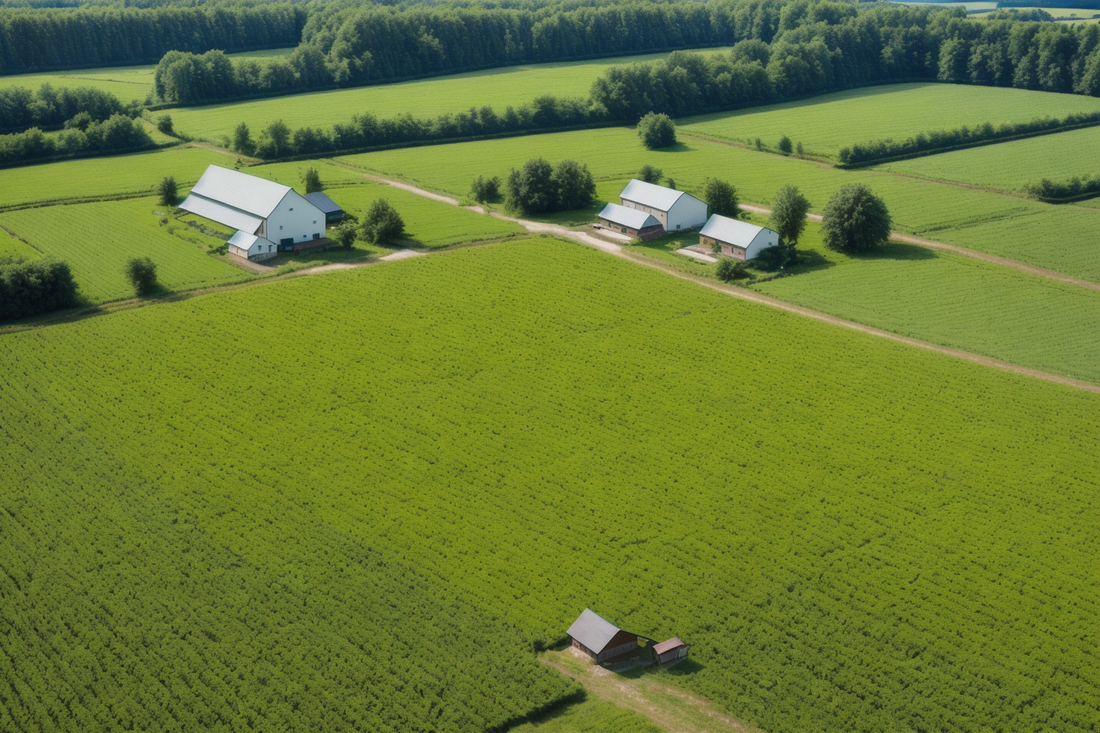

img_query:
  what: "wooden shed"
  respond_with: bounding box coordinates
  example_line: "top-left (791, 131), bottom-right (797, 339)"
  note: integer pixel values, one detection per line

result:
top-left (566, 609), bottom-right (640, 664)
top-left (652, 637), bottom-right (689, 666)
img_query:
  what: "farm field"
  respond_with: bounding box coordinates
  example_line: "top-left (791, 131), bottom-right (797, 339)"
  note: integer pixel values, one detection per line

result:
top-left (169, 48), bottom-right (732, 144)
top-left (0, 145), bottom-right (237, 209)
top-left (0, 197), bottom-right (245, 302)
top-left (680, 83), bottom-right (1100, 159)
top-left (334, 124), bottom-right (1100, 281)
top-left (876, 124), bottom-right (1100, 191)
top-left (0, 48), bottom-right (296, 101)
top-left (2, 240), bottom-right (1099, 732)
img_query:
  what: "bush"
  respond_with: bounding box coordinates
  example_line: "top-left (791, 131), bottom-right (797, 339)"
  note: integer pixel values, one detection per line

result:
top-left (639, 164), bottom-right (663, 184)
top-left (704, 178), bottom-right (739, 219)
top-left (1023, 174), bottom-right (1100, 201)
top-left (470, 175), bottom-right (502, 203)
top-left (0, 257), bottom-right (78, 322)
top-left (361, 198), bottom-right (405, 244)
top-left (821, 184), bottom-right (892, 253)
top-left (156, 114), bottom-right (174, 135)
top-left (637, 112), bottom-right (676, 150)
top-left (796, 141), bottom-right (805, 157)
top-left (716, 257), bottom-right (747, 282)
top-left (778, 135), bottom-right (792, 155)
top-left (754, 243), bottom-right (794, 271)
top-left (125, 256), bottom-right (158, 296)
top-left (334, 220), bottom-right (358, 249)
top-left (158, 176), bottom-right (178, 207)
top-left (302, 167), bottom-right (323, 193)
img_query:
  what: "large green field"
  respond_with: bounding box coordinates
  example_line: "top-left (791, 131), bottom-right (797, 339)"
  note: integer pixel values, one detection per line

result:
top-left (681, 83), bottom-right (1100, 159)
top-left (0, 197), bottom-right (246, 302)
top-left (168, 48), bottom-right (731, 144)
top-left (334, 125), bottom-right (1100, 281)
top-left (3, 240), bottom-right (1099, 732)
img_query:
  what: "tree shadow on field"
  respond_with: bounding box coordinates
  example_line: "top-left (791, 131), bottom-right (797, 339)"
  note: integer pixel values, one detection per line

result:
top-left (851, 242), bottom-right (939, 262)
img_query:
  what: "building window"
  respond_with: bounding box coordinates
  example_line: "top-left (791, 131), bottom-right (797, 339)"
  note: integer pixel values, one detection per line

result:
top-left (289, 208), bottom-right (294, 211)
top-left (279, 225), bottom-right (283, 230)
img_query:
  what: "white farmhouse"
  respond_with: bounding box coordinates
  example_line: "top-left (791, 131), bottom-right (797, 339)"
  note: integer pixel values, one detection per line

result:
top-left (699, 214), bottom-right (779, 260)
top-left (180, 165), bottom-right (327, 261)
top-left (619, 179), bottom-right (708, 232)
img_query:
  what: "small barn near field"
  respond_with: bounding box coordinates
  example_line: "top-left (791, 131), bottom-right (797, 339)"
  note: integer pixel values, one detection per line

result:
top-left (305, 191), bottom-right (344, 223)
top-left (699, 214), bottom-right (780, 260)
top-left (619, 179), bottom-right (708, 232)
top-left (567, 609), bottom-right (640, 664)
top-left (180, 165), bottom-right (327, 261)
top-left (652, 637), bottom-right (689, 667)
top-left (597, 202), bottom-right (664, 240)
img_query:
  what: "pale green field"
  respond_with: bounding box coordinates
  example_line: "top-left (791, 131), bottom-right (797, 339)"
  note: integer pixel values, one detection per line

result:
top-left (334, 124), bottom-right (1100, 281)
top-left (0, 197), bottom-right (245, 302)
top-left (877, 125), bottom-right (1100, 190)
top-left (0, 48), bottom-right (295, 101)
top-left (169, 48), bottom-right (732, 144)
top-left (681, 83), bottom-right (1100, 158)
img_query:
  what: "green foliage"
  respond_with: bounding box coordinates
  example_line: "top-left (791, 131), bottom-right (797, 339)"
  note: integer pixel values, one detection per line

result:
top-left (795, 141), bottom-right (804, 157)
top-left (157, 176), bottom-right (177, 207)
top-left (703, 178), bottom-right (739, 219)
top-left (334, 220), bottom-right (358, 250)
top-left (0, 113), bottom-right (153, 167)
top-left (715, 256), bottom-right (747, 282)
top-left (1024, 174), bottom-right (1100, 201)
top-left (638, 164), bottom-right (663, 184)
top-left (821, 184), bottom-right (892, 253)
top-left (637, 112), bottom-right (676, 150)
top-left (470, 174), bottom-right (502, 203)
top-left (302, 166), bottom-right (323, 194)
top-left (155, 114), bottom-right (173, 136)
top-left (232, 122), bottom-right (254, 156)
top-left (3, 241), bottom-right (1100, 732)
top-left (769, 184), bottom-right (811, 248)
top-left (0, 255), bottom-right (77, 321)
top-left (124, 255), bottom-right (158, 296)
top-left (255, 120), bottom-right (291, 159)
top-left (550, 159), bottom-right (596, 211)
top-left (507, 158), bottom-right (594, 214)
top-left (778, 134), bottom-right (792, 154)
top-left (0, 83), bottom-right (124, 134)
top-left (360, 198), bottom-right (405, 244)
top-left (753, 242), bottom-right (794, 271)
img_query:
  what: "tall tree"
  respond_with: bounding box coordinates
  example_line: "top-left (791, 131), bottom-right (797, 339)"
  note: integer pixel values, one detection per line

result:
top-left (704, 178), bottom-right (740, 219)
top-left (820, 184), bottom-right (892, 253)
top-left (769, 184), bottom-right (811, 250)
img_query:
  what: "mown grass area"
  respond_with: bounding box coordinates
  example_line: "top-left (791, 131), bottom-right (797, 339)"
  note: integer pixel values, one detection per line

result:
top-left (0, 144), bottom-right (235, 209)
top-left (3, 239), bottom-right (1099, 732)
top-left (169, 48), bottom-right (731, 144)
top-left (0, 196), bottom-right (245, 302)
top-left (680, 82), bottom-right (1100, 159)
top-left (334, 125), bottom-right (1100, 281)
top-left (876, 124), bottom-right (1100, 191)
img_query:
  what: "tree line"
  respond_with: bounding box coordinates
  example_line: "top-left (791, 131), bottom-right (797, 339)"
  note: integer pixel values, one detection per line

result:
top-left (0, 114), bottom-right (153, 167)
top-left (0, 83), bottom-right (136, 134)
top-left (0, 256), bottom-right (77, 322)
top-left (0, 3), bottom-right (305, 74)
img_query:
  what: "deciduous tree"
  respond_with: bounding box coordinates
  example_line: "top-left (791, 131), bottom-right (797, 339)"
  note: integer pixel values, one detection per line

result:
top-left (821, 184), bottom-right (892, 253)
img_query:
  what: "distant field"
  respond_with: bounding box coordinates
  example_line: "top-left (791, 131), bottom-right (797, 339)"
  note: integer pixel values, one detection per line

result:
top-left (3, 240), bottom-right (1099, 732)
top-left (0, 48), bottom-right (295, 101)
top-left (0, 197), bottom-right (245, 302)
top-left (681, 83), bottom-right (1100, 158)
top-left (334, 124), bottom-right (1100, 281)
top-left (876, 125), bottom-right (1100, 190)
top-left (169, 48), bottom-right (732, 144)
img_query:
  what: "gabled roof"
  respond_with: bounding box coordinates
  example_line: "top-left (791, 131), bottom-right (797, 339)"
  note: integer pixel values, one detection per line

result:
top-left (567, 609), bottom-right (623, 654)
top-left (226, 231), bottom-right (273, 251)
top-left (305, 191), bottom-right (343, 214)
top-left (653, 637), bottom-right (687, 655)
top-left (700, 214), bottom-right (774, 247)
top-left (619, 179), bottom-right (696, 212)
top-left (179, 194), bottom-right (263, 234)
top-left (598, 202), bottom-right (661, 231)
top-left (188, 165), bottom-right (292, 218)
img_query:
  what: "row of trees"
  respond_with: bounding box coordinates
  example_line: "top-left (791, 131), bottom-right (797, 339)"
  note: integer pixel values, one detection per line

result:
top-left (0, 3), bottom-right (305, 74)
top-left (0, 83), bottom-right (133, 134)
top-left (0, 256), bottom-right (77, 322)
top-left (1023, 174), bottom-right (1100, 201)
top-left (506, 158), bottom-right (596, 215)
top-left (0, 114), bottom-right (153, 167)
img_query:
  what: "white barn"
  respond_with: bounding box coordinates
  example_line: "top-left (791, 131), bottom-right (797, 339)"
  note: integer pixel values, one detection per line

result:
top-left (180, 165), bottom-right (327, 261)
top-left (699, 214), bottom-right (779, 260)
top-left (596, 202), bottom-right (664, 240)
top-left (619, 179), bottom-right (708, 232)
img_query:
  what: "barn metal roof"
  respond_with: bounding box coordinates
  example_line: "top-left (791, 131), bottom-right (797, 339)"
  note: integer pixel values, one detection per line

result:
top-left (305, 191), bottom-right (343, 214)
top-left (653, 637), bottom-right (687, 655)
top-left (699, 214), bottom-right (773, 247)
top-left (188, 165), bottom-right (291, 218)
top-left (598, 202), bottom-right (661, 231)
top-left (226, 231), bottom-right (271, 251)
top-left (567, 609), bottom-right (622, 654)
top-left (620, 179), bottom-right (694, 212)
top-left (179, 194), bottom-right (263, 234)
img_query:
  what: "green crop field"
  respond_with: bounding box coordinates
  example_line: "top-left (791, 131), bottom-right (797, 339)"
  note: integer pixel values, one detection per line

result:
top-left (0, 197), bottom-right (245, 302)
top-left (3, 239), bottom-right (1099, 732)
top-left (168, 48), bottom-right (731, 144)
top-left (681, 83), bottom-right (1100, 159)
top-left (333, 124), bottom-right (1100, 281)
top-left (877, 125), bottom-right (1100, 191)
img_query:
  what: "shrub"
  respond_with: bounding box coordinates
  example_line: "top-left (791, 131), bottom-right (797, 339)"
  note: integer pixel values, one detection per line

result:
top-left (233, 122), bottom-right (254, 155)
top-left (0, 257), bottom-right (78, 322)
top-left (158, 176), bottom-right (178, 207)
top-left (639, 164), bottom-right (663, 184)
top-left (754, 243), bottom-right (794, 271)
top-left (334, 220), bottom-right (358, 249)
top-left (796, 141), bottom-right (805, 157)
top-left (470, 175), bottom-right (502, 203)
top-left (821, 184), bottom-right (892, 253)
top-left (637, 112), bottom-right (676, 149)
top-left (361, 198), bottom-right (405, 244)
top-left (778, 135), bottom-right (792, 154)
top-left (302, 167), bottom-right (323, 193)
top-left (704, 178), bottom-right (740, 219)
top-left (125, 256), bottom-right (158, 296)
top-left (716, 257), bottom-right (747, 282)
top-left (754, 137), bottom-right (763, 151)
top-left (156, 114), bottom-right (174, 135)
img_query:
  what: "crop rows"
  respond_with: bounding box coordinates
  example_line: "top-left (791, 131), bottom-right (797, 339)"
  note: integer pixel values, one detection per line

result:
top-left (2, 240), bottom-right (1099, 731)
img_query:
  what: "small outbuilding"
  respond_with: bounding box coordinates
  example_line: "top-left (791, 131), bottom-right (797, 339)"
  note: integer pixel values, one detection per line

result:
top-left (699, 214), bottom-right (779, 260)
top-left (597, 202), bottom-right (664, 240)
top-left (567, 609), bottom-right (640, 664)
top-left (305, 191), bottom-right (344, 223)
top-left (619, 179), bottom-right (708, 232)
top-left (652, 637), bottom-right (689, 667)
top-left (227, 231), bottom-right (278, 262)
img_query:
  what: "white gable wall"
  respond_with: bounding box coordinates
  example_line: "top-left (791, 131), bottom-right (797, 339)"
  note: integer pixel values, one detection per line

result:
top-left (666, 196), bottom-right (708, 231)
top-left (229, 235), bottom-right (278, 260)
top-left (745, 229), bottom-right (780, 259)
top-left (621, 199), bottom-right (669, 228)
top-left (266, 190), bottom-right (326, 247)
